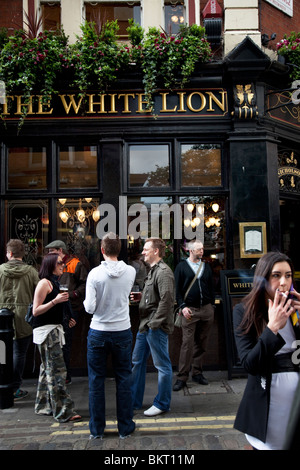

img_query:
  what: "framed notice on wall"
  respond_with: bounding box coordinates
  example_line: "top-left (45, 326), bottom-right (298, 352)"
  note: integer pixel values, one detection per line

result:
top-left (239, 222), bottom-right (267, 258)
top-left (264, 0), bottom-right (293, 17)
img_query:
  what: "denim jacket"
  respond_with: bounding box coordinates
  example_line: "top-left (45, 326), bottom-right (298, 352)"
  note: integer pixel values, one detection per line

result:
top-left (138, 260), bottom-right (175, 335)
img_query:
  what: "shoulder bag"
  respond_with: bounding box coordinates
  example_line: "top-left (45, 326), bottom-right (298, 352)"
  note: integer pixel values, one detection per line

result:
top-left (174, 261), bottom-right (204, 328)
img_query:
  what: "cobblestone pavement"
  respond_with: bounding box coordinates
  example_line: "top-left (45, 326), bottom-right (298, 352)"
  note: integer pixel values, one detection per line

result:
top-left (0, 371), bottom-right (250, 454)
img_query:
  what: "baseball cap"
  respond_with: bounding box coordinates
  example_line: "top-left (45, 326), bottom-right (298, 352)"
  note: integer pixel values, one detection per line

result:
top-left (45, 240), bottom-right (67, 250)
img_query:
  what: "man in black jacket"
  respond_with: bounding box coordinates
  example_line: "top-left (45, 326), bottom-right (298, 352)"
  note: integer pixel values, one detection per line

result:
top-left (173, 240), bottom-right (215, 391)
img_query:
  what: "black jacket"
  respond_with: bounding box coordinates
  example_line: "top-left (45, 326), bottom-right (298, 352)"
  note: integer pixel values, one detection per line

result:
top-left (233, 302), bottom-right (300, 442)
top-left (174, 259), bottom-right (215, 309)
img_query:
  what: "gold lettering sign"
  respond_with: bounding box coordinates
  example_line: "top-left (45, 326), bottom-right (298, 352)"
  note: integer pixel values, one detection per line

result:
top-left (228, 277), bottom-right (253, 295)
top-left (278, 150), bottom-right (300, 193)
top-left (0, 89), bottom-right (228, 119)
top-left (278, 167), bottom-right (300, 178)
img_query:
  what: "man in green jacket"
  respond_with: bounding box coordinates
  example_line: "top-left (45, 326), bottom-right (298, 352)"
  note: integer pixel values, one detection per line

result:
top-left (131, 238), bottom-right (175, 417)
top-left (0, 239), bottom-right (39, 399)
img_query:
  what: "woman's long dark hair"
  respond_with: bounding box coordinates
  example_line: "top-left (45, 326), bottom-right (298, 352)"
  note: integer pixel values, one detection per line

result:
top-left (39, 252), bottom-right (59, 280)
top-left (240, 251), bottom-right (294, 337)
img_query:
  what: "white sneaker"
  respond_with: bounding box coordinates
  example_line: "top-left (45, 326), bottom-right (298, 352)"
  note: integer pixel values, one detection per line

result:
top-left (144, 405), bottom-right (165, 416)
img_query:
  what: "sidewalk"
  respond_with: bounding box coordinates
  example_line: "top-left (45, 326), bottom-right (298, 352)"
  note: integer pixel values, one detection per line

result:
top-left (0, 371), bottom-right (249, 452)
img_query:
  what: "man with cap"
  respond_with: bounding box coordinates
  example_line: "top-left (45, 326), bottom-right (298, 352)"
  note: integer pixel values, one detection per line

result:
top-left (45, 240), bottom-right (88, 384)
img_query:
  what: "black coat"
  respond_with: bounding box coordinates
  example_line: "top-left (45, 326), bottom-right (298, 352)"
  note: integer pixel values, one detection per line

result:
top-left (233, 302), bottom-right (300, 442)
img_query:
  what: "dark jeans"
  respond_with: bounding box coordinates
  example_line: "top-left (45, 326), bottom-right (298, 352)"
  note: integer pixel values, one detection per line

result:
top-left (13, 335), bottom-right (32, 391)
top-left (87, 328), bottom-right (135, 437)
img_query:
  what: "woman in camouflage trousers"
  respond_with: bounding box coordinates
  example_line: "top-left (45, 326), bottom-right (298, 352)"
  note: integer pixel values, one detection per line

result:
top-left (32, 253), bottom-right (81, 422)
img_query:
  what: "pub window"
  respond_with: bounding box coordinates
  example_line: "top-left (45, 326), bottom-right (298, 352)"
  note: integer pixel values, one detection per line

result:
top-left (181, 143), bottom-right (222, 187)
top-left (179, 195), bottom-right (226, 292)
top-left (7, 146), bottom-right (47, 190)
top-left (126, 194), bottom-right (227, 289)
top-left (85, 1), bottom-right (141, 39)
top-left (129, 144), bottom-right (170, 188)
top-left (127, 195), bottom-right (175, 271)
top-left (164, 1), bottom-right (185, 35)
top-left (58, 145), bottom-right (98, 189)
top-left (56, 197), bottom-right (101, 269)
top-left (40, 1), bottom-right (61, 31)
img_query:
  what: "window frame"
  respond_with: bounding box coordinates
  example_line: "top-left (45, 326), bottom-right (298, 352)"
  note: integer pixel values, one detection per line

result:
top-left (126, 141), bottom-right (173, 192)
top-left (40, 0), bottom-right (61, 32)
top-left (84, 1), bottom-right (142, 39)
top-left (5, 141), bottom-right (51, 195)
top-left (164, 0), bottom-right (186, 35)
top-left (125, 138), bottom-right (224, 195)
top-left (57, 142), bottom-right (100, 192)
top-left (180, 142), bottom-right (223, 189)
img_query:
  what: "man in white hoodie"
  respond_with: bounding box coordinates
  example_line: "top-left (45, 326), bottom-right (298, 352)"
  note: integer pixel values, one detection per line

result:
top-left (84, 233), bottom-right (136, 440)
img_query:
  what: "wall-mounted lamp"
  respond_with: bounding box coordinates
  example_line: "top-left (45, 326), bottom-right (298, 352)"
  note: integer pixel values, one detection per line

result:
top-left (261, 33), bottom-right (276, 47)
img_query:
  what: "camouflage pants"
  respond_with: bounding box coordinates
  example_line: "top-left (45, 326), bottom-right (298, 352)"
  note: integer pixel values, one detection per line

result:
top-left (35, 328), bottom-right (75, 422)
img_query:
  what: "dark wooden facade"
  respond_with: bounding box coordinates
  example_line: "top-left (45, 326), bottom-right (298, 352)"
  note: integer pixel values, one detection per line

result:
top-left (1, 37), bottom-right (300, 375)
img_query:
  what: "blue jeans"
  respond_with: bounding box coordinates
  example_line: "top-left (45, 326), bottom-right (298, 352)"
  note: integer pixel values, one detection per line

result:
top-left (131, 328), bottom-right (172, 411)
top-left (87, 328), bottom-right (135, 437)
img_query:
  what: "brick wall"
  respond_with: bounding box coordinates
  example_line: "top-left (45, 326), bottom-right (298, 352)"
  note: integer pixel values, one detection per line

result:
top-left (260, 1), bottom-right (300, 51)
top-left (199, 0), bottom-right (299, 51)
top-left (0, 0), bottom-right (22, 33)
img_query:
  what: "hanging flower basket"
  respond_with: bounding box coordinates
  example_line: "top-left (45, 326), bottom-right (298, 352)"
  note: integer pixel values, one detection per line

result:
top-left (0, 19), bottom-right (212, 124)
top-left (276, 31), bottom-right (300, 82)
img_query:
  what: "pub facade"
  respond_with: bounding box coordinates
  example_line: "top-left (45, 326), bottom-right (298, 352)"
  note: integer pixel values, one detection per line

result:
top-left (0, 1), bottom-right (300, 375)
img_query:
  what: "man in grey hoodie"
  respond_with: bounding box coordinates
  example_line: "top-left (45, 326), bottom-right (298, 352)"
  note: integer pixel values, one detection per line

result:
top-left (84, 232), bottom-right (136, 440)
top-left (0, 239), bottom-right (39, 399)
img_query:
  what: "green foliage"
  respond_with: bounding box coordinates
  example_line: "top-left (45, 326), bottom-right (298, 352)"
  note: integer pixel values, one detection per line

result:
top-left (69, 20), bottom-right (124, 94)
top-left (277, 31), bottom-right (300, 81)
top-left (0, 19), bottom-right (212, 122)
top-left (141, 24), bottom-right (211, 110)
top-left (0, 27), bottom-right (8, 49)
top-left (127, 18), bottom-right (144, 46)
top-left (0, 29), bottom-right (68, 127)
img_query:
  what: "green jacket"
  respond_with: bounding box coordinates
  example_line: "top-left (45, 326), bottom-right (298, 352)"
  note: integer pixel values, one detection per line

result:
top-left (0, 260), bottom-right (40, 339)
top-left (138, 260), bottom-right (175, 335)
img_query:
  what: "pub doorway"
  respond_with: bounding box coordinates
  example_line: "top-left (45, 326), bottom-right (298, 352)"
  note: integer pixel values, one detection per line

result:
top-left (280, 198), bottom-right (300, 290)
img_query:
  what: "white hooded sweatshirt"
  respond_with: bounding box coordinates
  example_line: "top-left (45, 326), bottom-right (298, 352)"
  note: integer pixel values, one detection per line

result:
top-left (84, 260), bottom-right (136, 331)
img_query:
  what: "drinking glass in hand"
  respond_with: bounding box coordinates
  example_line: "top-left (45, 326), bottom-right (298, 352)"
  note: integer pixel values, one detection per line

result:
top-left (131, 285), bottom-right (141, 302)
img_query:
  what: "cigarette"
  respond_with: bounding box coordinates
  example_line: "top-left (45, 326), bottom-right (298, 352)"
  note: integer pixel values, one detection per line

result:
top-left (281, 292), bottom-right (288, 298)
